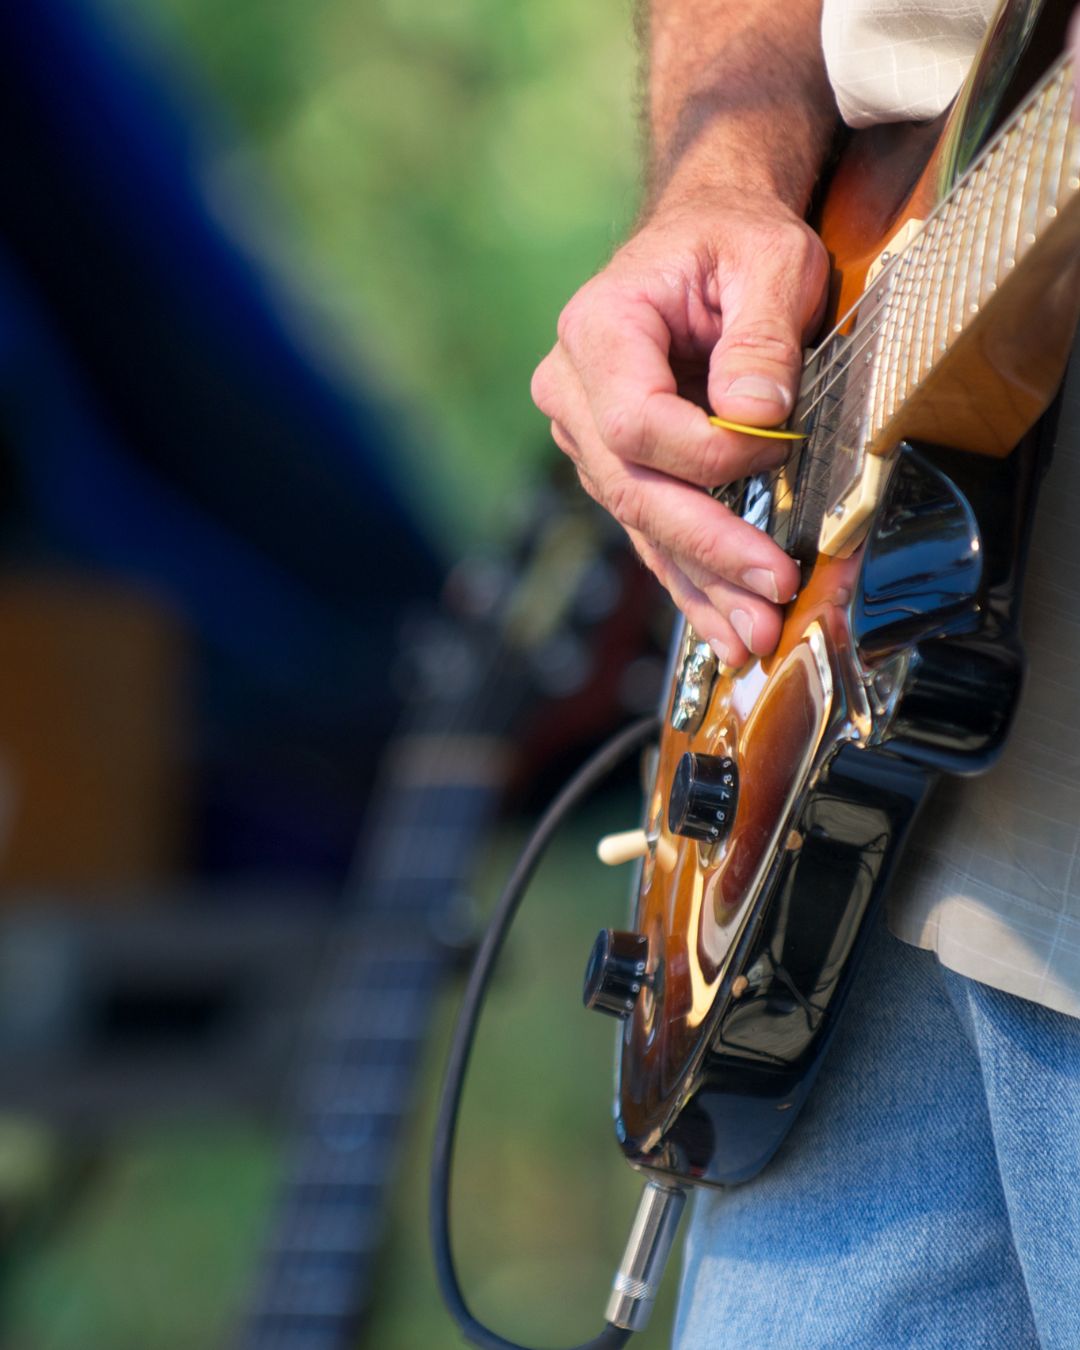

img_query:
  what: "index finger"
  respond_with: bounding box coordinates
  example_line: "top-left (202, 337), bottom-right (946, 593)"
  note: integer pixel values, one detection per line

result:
top-left (557, 288), bottom-right (786, 484)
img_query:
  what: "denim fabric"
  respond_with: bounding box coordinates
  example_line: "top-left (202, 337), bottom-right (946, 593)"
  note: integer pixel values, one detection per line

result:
top-left (673, 917), bottom-right (1080, 1348)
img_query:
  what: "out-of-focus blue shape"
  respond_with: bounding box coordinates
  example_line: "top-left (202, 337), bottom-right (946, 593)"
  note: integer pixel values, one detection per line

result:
top-left (0, 254), bottom-right (383, 714)
top-left (0, 0), bottom-right (440, 659)
top-left (0, 0), bottom-right (447, 876)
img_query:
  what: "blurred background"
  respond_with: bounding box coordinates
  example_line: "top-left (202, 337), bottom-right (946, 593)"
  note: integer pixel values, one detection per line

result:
top-left (0, 0), bottom-right (682, 1346)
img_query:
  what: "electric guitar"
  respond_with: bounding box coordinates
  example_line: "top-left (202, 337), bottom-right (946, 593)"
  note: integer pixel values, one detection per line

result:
top-left (585, 0), bottom-right (1080, 1231)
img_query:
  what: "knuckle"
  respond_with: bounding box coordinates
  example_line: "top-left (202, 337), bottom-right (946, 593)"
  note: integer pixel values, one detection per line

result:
top-left (767, 217), bottom-right (824, 270)
top-left (549, 420), bottom-right (579, 461)
top-left (791, 232), bottom-right (830, 297)
top-left (723, 326), bottom-right (802, 369)
top-left (530, 359), bottom-right (553, 414)
top-left (556, 291), bottom-right (591, 350)
top-left (574, 465), bottom-right (603, 505)
top-left (605, 476), bottom-right (646, 534)
top-left (681, 517), bottom-right (729, 575)
top-left (597, 402), bottom-right (643, 461)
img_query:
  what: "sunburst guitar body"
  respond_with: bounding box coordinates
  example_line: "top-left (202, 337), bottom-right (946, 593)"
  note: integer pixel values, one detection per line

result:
top-left (585, 0), bottom-right (1080, 1187)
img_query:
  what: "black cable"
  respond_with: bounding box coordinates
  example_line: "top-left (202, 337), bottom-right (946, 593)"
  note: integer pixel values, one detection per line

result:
top-left (430, 716), bottom-right (661, 1350)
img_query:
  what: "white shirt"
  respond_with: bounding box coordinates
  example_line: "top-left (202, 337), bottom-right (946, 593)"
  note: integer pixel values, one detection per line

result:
top-left (822, 0), bottom-right (999, 125)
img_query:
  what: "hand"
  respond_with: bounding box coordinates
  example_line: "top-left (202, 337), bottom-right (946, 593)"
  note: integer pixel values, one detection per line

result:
top-left (531, 193), bottom-right (828, 666)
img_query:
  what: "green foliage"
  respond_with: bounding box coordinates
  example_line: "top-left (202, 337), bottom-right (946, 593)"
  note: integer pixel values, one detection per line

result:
top-left (1, 1126), bottom-right (277, 1350)
top-left (107, 0), bottom-right (642, 549)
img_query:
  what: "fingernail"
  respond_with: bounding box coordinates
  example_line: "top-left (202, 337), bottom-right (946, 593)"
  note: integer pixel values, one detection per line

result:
top-left (730, 609), bottom-right (755, 651)
top-left (708, 637), bottom-right (731, 666)
top-left (725, 375), bottom-right (791, 407)
top-left (741, 567), bottom-right (779, 602)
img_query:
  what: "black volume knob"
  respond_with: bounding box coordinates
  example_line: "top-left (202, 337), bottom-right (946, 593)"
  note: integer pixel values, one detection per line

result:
top-left (668, 752), bottom-right (739, 843)
top-left (583, 929), bottom-right (649, 1019)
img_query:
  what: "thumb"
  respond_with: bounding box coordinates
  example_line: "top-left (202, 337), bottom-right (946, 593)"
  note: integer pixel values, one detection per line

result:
top-left (707, 233), bottom-right (827, 428)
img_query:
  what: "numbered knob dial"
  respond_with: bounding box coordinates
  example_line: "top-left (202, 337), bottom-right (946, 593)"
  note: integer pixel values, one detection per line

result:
top-left (583, 929), bottom-right (648, 1020)
top-left (667, 752), bottom-right (739, 844)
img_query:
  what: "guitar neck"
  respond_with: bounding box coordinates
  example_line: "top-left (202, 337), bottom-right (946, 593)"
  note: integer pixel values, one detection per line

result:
top-left (238, 742), bottom-right (506, 1350)
top-left (791, 48), bottom-right (1080, 561)
top-left (865, 53), bottom-right (1080, 454)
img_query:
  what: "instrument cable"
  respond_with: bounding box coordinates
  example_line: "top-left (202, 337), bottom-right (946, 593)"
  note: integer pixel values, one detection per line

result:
top-left (430, 716), bottom-right (661, 1350)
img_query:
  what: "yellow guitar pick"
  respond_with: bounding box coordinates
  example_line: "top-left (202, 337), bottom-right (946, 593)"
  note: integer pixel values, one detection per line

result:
top-left (708, 415), bottom-right (806, 440)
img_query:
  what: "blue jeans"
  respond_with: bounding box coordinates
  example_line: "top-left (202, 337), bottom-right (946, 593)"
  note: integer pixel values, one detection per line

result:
top-left (673, 917), bottom-right (1080, 1348)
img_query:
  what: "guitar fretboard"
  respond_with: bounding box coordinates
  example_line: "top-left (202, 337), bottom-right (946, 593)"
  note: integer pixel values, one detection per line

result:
top-left (238, 739), bottom-right (505, 1350)
top-left (863, 55), bottom-right (1080, 446)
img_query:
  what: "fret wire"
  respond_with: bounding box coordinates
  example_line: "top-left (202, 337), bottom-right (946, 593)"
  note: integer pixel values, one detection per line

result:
top-left (898, 239), bottom-right (928, 405)
top-left (888, 226), bottom-right (923, 423)
top-left (998, 132), bottom-right (1033, 280)
top-left (873, 231), bottom-right (924, 440)
top-left (974, 127), bottom-right (1018, 315)
top-left (908, 224), bottom-right (942, 400)
top-left (948, 127), bottom-right (1005, 342)
top-left (881, 243), bottom-right (921, 430)
top-left (995, 99), bottom-right (1041, 294)
top-left (1035, 69), bottom-right (1072, 232)
top-left (794, 56), bottom-right (1073, 460)
top-left (929, 190), bottom-right (967, 373)
top-left (933, 182), bottom-right (968, 359)
top-left (941, 174), bottom-right (970, 348)
top-left (863, 285), bottom-right (891, 434)
top-left (1042, 81), bottom-right (1069, 216)
top-left (955, 110), bottom-right (1029, 341)
top-left (806, 55), bottom-right (1074, 473)
top-left (1026, 72), bottom-right (1058, 228)
top-left (817, 95), bottom-right (1038, 472)
top-left (1041, 69), bottom-right (1071, 209)
top-left (1017, 83), bottom-right (1057, 263)
top-left (928, 133), bottom-right (1008, 380)
top-left (1064, 113), bottom-right (1080, 208)
top-left (870, 225), bottom-right (931, 442)
top-left (917, 216), bottom-right (951, 393)
top-left (957, 140), bottom-right (998, 337)
top-left (875, 266), bottom-right (901, 431)
top-left (922, 240), bottom-right (947, 374)
top-left (926, 141), bottom-right (987, 372)
top-left (944, 156), bottom-right (983, 344)
top-left (798, 53), bottom-right (1071, 425)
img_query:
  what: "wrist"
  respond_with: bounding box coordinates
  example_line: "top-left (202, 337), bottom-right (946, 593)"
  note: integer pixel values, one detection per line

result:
top-left (644, 4), bottom-right (837, 217)
top-left (647, 91), bottom-right (835, 217)
top-left (643, 153), bottom-right (811, 232)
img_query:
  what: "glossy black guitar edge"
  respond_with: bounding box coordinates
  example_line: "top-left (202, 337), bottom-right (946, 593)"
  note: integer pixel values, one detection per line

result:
top-left (623, 421), bottom-right (1050, 1188)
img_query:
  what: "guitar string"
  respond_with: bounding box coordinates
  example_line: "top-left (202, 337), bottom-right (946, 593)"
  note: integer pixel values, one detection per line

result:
top-left (787, 58), bottom-right (1074, 493)
top-left (759, 46), bottom-right (1067, 489)
top-left (716, 51), bottom-right (1073, 531)
top-left (792, 50), bottom-right (1070, 414)
top-left (811, 55), bottom-right (1069, 434)
top-left (769, 82), bottom-right (1050, 462)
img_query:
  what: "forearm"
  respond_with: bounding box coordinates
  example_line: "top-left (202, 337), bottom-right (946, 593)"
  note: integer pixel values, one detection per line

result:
top-left (644, 0), bottom-right (837, 214)
top-left (533, 0), bottom-right (837, 664)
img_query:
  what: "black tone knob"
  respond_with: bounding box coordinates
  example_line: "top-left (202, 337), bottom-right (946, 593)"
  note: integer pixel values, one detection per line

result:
top-left (668, 752), bottom-right (739, 843)
top-left (583, 929), bottom-right (649, 1019)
